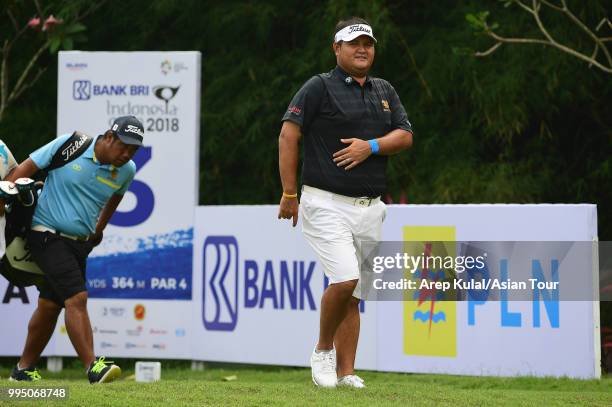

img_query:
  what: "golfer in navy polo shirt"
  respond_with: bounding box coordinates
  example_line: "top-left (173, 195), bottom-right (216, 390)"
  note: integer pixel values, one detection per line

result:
top-left (6, 116), bottom-right (143, 384)
top-left (278, 17), bottom-right (413, 388)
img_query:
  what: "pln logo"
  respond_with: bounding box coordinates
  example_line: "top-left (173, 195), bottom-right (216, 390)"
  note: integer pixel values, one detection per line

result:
top-left (403, 226), bottom-right (457, 358)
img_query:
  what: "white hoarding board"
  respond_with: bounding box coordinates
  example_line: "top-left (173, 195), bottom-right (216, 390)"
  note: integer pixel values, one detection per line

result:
top-left (191, 206), bottom-right (378, 369)
top-left (192, 204), bottom-right (599, 378)
top-left (52, 51), bottom-right (201, 357)
top-left (0, 284), bottom-right (58, 356)
top-left (378, 204), bottom-right (599, 379)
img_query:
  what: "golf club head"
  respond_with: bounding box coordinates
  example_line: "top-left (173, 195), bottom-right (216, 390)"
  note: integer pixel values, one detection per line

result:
top-left (14, 178), bottom-right (37, 207)
top-left (0, 180), bottom-right (18, 200)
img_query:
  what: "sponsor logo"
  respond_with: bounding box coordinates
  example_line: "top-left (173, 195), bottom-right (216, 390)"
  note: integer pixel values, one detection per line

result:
top-left (61, 134), bottom-right (88, 162)
top-left (348, 24), bottom-right (372, 35)
top-left (100, 341), bottom-right (117, 349)
top-left (72, 80), bottom-right (150, 100)
top-left (71, 164), bottom-right (81, 171)
top-left (93, 326), bottom-right (119, 335)
top-left (403, 226), bottom-right (457, 358)
top-left (5, 237), bottom-right (40, 275)
top-left (161, 59), bottom-right (172, 75)
top-left (73, 80), bottom-right (91, 100)
top-left (203, 236), bottom-right (239, 331)
top-left (152, 343), bottom-right (166, 350)
top-left (59, 325), bottom-right (67, 335)
top-left (161, 59), bottom-right (188, 75)
top-left (153, 85), bottom-right (180, 113)
top-left (288, 106), bottom-right (301, 115)
top-left (134, 304), bottom-right (146, 320)
top-left (149, 329), bottom-right (168, 335)
top-left (65, 62), bottom-right (88, 71)
top-left (125, 124), bottom-right (145, 137)
top-left (125, 342), bottom-right (146, 349)
top-left (102, 306), bottom-right (126, 317)
top-left (202, 236), bottom-right (317, 332)
top-left (126, 326), bottom-right (144, 336)
top-left (400, 226), bottom-right (563, 359)
top-left (382, 99), bottom-right (391, 112)
top-left (175, 328), bottom-right (186, 337)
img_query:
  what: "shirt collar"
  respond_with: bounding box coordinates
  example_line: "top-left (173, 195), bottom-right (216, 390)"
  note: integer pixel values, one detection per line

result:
top-left (84, 135), bottom-right (116, 169)
top-left (333, 65), bottom-right (372, 87)
top-left (82, 135), bottom-right (98, 160)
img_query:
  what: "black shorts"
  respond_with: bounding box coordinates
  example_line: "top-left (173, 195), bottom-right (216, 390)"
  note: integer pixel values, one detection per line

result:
top-left (28, 230), bottom-right (94, 307)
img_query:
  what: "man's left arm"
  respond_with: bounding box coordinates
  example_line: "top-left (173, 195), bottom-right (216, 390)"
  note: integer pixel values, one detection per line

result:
top-left (333, 83), bottom-right (412, 170)
top-left (333, 129), bottom-right (413, 170)
top-left (90, 193), bottom-right (123, 246)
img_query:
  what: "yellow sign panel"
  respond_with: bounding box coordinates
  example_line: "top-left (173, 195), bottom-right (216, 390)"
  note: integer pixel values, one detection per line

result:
top-left (403, 226), bottom-right (457, 357)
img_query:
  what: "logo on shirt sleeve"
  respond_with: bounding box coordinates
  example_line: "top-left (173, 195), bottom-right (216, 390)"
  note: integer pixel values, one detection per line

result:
top-left (381, 100), bottom-right (391, 112)
top-left (288, 106), bottom-right (302, 115)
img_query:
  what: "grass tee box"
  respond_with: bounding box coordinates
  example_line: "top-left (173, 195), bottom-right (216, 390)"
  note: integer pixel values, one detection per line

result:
top-left (0, 364), bottom-right (611, 406)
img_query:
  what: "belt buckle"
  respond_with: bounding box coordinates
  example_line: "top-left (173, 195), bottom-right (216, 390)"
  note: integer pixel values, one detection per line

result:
top-left (355, 198), bottom-right (371, 207)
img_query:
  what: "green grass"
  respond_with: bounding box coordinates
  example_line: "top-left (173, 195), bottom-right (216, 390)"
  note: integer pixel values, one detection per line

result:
top-left (0, 360), bottom-right (611, 406)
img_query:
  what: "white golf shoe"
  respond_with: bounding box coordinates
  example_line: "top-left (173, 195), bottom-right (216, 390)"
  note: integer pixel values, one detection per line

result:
top-left (337, 374), bottom-right (365, 388)
top-left (310, 347), bottom-right (337, 388)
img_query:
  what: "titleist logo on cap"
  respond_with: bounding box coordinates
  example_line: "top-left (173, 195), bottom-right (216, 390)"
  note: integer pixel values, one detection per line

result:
top-left (125, 124), bottom-right (144, 137)
top-left (334, 23), bottom-right (377, 43)
top-left (348, 25), bottom-right (371, 35)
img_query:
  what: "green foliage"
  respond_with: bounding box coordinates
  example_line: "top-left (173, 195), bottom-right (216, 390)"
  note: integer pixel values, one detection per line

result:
top-left (0, 1), bottom-right (93, 123)
top-left (0, 0), bottom-right (610, 243)
top-left (466, 11), bottom-right (491, 31)
top-left (49, 22), bottom-right (87, 53)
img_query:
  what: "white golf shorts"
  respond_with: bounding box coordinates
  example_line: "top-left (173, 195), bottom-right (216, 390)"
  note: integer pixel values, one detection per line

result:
top-left (300, 185), bottom-right (386, 298)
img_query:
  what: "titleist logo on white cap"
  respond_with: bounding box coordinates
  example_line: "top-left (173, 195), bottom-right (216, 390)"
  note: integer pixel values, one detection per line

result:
top-left (334, 24), bottom-right (377, 43)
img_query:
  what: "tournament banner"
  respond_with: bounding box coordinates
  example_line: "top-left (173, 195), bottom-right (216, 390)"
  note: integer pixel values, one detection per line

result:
top-left (0, 284), bottom-right (60, 356)
top-left (52, 51), bottom-right (201, 358)
top-left (192, 204), bottom-right (600, 378)
top-left (377, 204), bottom-right (599, 379)
top-left (190, 205), bottom-right (378, 369)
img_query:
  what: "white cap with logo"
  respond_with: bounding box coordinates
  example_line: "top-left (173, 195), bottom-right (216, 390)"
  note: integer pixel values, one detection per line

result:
top-left (334, 24), bottom-right (377, 43)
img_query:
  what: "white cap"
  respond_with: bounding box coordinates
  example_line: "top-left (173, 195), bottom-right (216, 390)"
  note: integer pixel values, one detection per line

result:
top-left (334, 24), bottom-right (377, 43)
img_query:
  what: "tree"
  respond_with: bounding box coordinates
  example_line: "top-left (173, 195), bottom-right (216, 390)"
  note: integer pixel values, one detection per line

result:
top-left (0, 0), bottom-right (106, 122)
top-left (466, 0), bottom-right (612, 74)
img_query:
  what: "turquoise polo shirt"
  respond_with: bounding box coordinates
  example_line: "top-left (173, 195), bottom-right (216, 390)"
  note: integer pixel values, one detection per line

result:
top-left (30, 134), bottom-right (136, 236)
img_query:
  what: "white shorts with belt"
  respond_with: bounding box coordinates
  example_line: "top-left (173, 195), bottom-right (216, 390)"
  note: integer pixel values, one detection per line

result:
top-left (300, 185), bottom-right (386, 299)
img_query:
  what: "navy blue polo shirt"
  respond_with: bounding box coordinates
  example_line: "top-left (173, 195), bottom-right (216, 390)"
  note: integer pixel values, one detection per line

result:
top-left (282, 65), bottom-right (412, 197)
top-left (30, 134), bottom-right (136, 236)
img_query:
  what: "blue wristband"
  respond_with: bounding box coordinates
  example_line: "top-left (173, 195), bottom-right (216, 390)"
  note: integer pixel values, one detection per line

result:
top-left (368, 139), bottom-right (380, 154)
